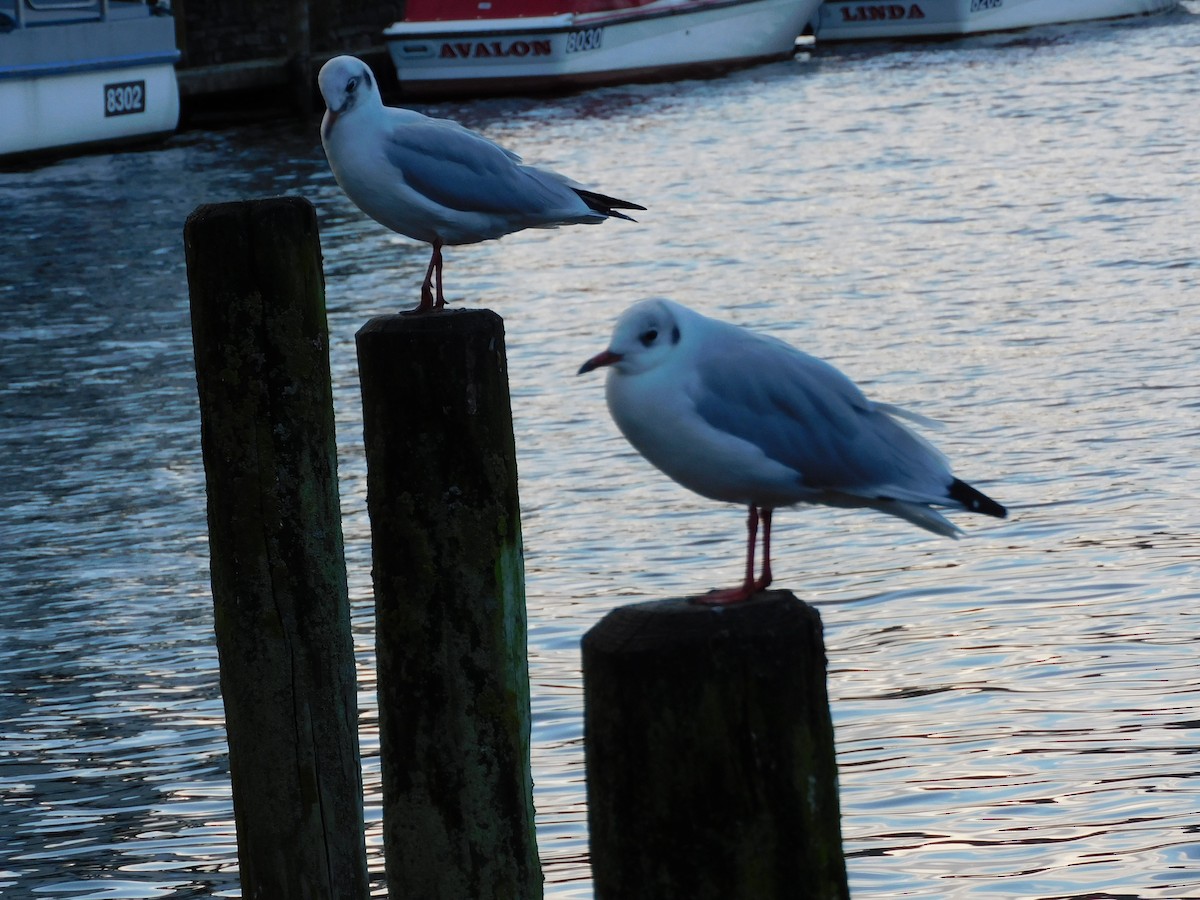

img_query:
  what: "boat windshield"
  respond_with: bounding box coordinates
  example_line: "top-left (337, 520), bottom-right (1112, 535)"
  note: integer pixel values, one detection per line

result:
top-left (2, 0), bottom-right (158, 30)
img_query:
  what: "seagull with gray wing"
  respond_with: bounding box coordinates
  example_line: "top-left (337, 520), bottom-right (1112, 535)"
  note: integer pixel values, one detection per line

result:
top-left (318, 55), bottom-right (645, 312)
top-left (579, 299), bottom-right (1008, 604)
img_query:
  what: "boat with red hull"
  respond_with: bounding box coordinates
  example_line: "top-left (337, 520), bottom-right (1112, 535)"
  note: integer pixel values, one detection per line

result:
top-left (384, 0), bottom-right (822, 98)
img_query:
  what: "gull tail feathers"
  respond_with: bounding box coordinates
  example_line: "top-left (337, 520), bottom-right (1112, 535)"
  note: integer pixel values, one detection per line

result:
top-left (867, 477), bottom-right (1005, 538)
top-left (822, 490), bottom-right (963, 538)
top-left (873, 500), bottom-right (964, 538)
top-left (876, 401), bottom-right (944, 430)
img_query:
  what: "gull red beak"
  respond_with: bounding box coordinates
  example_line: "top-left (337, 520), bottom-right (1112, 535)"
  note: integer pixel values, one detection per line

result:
top-left (578, 349), bottom-right (623, 375)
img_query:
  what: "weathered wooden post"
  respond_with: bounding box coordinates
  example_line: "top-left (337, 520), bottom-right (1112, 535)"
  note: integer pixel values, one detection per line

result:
top-left (584, 590), bottom-right (849, 900)
top-left (355, 309), bottom-right (543, 900)
top-left (185, 197), bottom-right (369, 900)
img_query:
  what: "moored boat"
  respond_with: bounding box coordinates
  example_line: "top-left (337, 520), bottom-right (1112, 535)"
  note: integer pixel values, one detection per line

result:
top-left (810, 0), bottom-right (1180, 42)
top-left (383, 0), bottom-right (823, 99)
top-left (1, 0), bottom-right (180, 162)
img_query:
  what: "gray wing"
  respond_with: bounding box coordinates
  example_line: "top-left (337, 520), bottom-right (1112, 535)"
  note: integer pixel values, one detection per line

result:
top-left (383, 118), bottom-right (584, 217)
top-left (693, 329), bottom-right (951, 499)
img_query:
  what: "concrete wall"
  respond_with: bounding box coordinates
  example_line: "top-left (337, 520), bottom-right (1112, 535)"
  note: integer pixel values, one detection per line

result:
top-left (174, 0), bottom-right (405, 101)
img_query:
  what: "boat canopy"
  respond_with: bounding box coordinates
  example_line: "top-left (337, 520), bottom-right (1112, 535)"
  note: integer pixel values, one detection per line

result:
top-left (403, 0), bottom-right (658, 21)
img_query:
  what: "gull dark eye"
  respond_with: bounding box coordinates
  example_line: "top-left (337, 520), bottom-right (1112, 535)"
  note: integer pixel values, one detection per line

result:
top-left (346, 78), bottom-right (358, 94)
top-left (639, 329), bottom-right (658, 347)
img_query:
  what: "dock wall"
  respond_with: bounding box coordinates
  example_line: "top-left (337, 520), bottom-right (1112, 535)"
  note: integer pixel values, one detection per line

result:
top-left (173, 0), bottom-right (404, 107)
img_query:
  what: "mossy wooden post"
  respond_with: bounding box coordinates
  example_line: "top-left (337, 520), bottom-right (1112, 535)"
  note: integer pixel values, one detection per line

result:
top-left (583, 590), bottom-right (849, 900)
top-left (185, 197), bottom-right (369, 900)
top-left (356, 309), bottom-right (542, 900)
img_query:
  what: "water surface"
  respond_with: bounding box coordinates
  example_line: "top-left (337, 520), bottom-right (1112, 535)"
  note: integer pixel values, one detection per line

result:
top-left (3, 6), bottom-right (1200, 897)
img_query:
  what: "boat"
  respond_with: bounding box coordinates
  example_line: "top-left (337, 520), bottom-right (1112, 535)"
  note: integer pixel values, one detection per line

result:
top-left (810, 0), bottom-right (1180, 42)
top-left (383, 0), bottom-right (824, 99)
top-left (0, 0), bottom-right (180, 162)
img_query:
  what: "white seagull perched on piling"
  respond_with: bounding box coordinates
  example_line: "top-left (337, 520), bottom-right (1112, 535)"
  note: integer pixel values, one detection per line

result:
top-left (317, 55), bottom-right (645, 313)
top-left (578, 299), bottom-right (1007, 605)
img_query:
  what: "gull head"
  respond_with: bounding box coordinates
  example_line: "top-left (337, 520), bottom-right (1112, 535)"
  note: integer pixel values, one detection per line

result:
top-left (578, 299), bottom-right (684, 377)
top-left (318, 55), bottom-right (378, 140)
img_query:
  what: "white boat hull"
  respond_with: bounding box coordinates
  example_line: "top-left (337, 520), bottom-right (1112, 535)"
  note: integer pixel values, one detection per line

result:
top-left (385, 0), bottom-right (823, 97)
top-left (0, 2), bottom-right (180, 161)
top-left (812, 0), bottom-right (1179, 41)
top-left (1, 64), bottom-right (179, 159)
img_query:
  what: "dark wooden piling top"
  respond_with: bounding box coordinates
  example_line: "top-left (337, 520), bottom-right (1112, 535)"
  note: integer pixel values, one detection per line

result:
top-left (185, 195), bottom-right (368, 900)
top-left (356, 304), bottom-right (541, 900)
top-left (584, 590), bottom-right (827, 660)
top-left (583, 589), bottom-right (848, 900)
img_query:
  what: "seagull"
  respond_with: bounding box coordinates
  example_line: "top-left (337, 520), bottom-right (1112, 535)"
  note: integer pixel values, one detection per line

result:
top-left (578, 299), bottom-right (1007, 605)
top-left (317, 55), bottom-right (645, 312)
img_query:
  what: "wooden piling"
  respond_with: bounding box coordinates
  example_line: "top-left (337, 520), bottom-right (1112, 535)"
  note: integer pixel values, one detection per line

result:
top-left (355, 309), bottom-right (542, 900)
top-left (185, 197), bottom-right (368, 900)
top-left (583, 590), bottom-right (849, 900)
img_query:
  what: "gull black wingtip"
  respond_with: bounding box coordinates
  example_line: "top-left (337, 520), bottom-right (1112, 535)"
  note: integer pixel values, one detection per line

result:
top-left (949, 478), bottom-right (1007, 519)
top-left (574, 188), bottom-right (646, 222)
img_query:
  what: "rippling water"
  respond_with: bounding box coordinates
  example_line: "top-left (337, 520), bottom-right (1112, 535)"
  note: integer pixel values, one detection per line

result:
top-left (4, 6), bottom-right (1200, 897)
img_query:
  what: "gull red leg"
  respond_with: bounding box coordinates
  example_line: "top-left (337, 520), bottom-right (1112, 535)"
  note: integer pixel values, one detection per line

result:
top-left (741, 505), bottom-right (759, 596)
top-left (417, 242), bottom-right (439, 313)
top-left (433, 240), bottom-right (446, 308)
top-left (754, 507), bottom-right (774, 593)
top-left (694, 505), bottom-right (759, 606)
